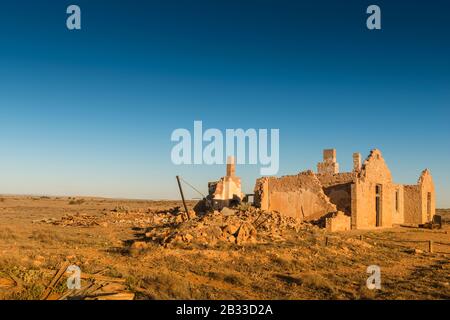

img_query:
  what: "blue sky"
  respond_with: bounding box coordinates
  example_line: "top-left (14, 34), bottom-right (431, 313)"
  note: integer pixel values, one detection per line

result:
top-left (0, 1), bottom-right (449, 206)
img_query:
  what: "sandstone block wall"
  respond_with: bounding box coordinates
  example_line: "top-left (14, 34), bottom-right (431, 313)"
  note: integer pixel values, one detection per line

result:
top-left (351, 149), bottom-right (395, 229)
top-left (254, 171), bottom-right (336, 221)
top-left (326, 211), bottom-right (351, 232)
top-left (317, 173), bottom-right (356, 215)
top-left (404, 169), bottom-right (435, 224)
top-left (253, 148), bottom-right (436, 232)
top-left (418, 169), bottom-right (435, 223)
top-left (211, 176), bottom-right (244, 201)
top-left (404, 185), bottom-right (421, 224)
top-left (206, 155), bottom-right (244, 209)
top-left (392, 184), bottom-right (404, 225)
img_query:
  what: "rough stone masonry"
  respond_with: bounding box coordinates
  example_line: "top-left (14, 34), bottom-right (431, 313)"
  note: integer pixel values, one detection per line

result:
top-left (253, 149), bottom-right (435, 231)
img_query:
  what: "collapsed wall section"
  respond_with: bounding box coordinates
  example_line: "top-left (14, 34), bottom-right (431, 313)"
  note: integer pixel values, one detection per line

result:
top-left (317, 173), bottom-right (356, 215)
top-left (209, 176), bottom-right (244, 201)
top-left (254, 170), bottom-right (337, 221)
top-left (325, 211), bottom-right (351, 232)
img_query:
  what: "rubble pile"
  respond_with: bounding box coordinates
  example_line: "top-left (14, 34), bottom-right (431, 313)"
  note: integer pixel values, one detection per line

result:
top-left (37, 208), bottom-right (176, 228)
top-left (39, 213), bottom-right (101, 227)
top-left (143, 206), bottom-right (305, 247)
top-left (35, 202), bottom-right (309, 247)
top-left (109, 210), bottom-right (155, 227)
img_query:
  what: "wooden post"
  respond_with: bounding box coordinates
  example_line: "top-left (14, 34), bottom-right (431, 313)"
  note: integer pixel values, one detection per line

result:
top-left (359, 235), bottom-right (363, 241)
top-left (428, 240), bottom-right (433, 253)
top-left (325, 236), bottom-right (329, 246)
top-left (176, 176), bottom-right (190, 220)
top-left (41, 261), bottom-right (71, 300)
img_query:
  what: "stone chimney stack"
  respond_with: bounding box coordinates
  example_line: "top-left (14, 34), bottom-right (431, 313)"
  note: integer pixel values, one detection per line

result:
top-left (353, 152), bottom-right (361, 172)
top-left (226, 156), bottom-right (236, 177)
top-left (317, 149), bottom-right (339, 174)
top-left (323, 149), bottom-right (336, 162)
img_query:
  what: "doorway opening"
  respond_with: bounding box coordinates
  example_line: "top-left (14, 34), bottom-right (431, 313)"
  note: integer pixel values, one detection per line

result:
top-left (375, 184), bottom-right (382, 227)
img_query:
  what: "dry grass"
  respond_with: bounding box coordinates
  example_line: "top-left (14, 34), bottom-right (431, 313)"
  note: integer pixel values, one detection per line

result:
top-left (0, 195), bottom-right (449, 300)
top-left (68, 198), bottom-right (85, 205)
top-left (437, 208), bottom-right (450, 223)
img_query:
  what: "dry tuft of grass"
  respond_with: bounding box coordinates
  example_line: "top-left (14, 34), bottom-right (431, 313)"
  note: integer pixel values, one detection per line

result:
top-left (68, 199), bottom-right (85, 205)
top-left (29, 230), bottom-right (65, 245)
top-left (299, 273), bottom-right (337, 296)
top-left (0, 227), bottom-right (18, 241)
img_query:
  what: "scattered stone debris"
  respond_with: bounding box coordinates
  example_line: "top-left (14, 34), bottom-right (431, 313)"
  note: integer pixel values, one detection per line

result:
top-left (142, 206), bottom-right (307, 247)
top-left (38, 213), bottom-right (100, 227)
top-left (111, 205), bottom-right (131, 213)
top-left (221, 207), bottom-right (236, 217)
top-left (36, 208), bottom-right (180, 228)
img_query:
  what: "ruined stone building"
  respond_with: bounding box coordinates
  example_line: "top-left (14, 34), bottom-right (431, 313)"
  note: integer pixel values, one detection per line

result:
top-left (206, 156), bottom-right (245, 209)
top-left (254, 149), bottom-right (436, 231)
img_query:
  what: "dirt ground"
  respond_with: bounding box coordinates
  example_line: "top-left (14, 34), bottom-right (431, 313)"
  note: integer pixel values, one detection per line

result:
top-left (0, 195), bottom-right (449, 300)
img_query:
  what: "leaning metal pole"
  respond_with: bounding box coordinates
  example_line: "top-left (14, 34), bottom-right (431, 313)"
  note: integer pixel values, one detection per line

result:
top-left (176, 175), bottom-right (191, 220)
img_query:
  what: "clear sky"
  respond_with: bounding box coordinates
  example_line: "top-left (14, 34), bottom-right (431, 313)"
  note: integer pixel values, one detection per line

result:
top-left (0, 0), bottom-right (449, 207)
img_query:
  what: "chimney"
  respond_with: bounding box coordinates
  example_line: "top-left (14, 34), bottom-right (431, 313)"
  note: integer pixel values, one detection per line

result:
top-left (317, 149), bottom-right (339, 174)
top-left (353, 153), bottom-right (361, 172)
top-left (226, 156), bottom-right (236, 177)
top-left (323, 149), bottom-right (336, 162)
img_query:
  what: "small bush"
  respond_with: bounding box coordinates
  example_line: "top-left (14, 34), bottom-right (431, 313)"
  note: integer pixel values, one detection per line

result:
top-left (68, 199), bottom-right (85, 205)
top-left (142, 272), bottom-right (192, 299)
top-left (29, 230), bottom-right (64, 245)
top-left (207, 271), bottom-right (246, 286)
top-left (112, 205), bottom-right (130, 213)
top-left (300, 272), bottom-right (336, 295)
top-left (0, 228), bottom-right (17, 241)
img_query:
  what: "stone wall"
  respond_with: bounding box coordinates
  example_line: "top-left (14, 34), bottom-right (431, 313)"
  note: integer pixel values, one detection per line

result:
top-left (404, 185), bottom-right (421, 224)
top-left (253, 148), bottom-right (436, 232)
top-left (317, 173), bottom-right (356, 215)
top-left (317, 172), bottom-right (356, 188)
top-left (204, 156), bottom-right (245, 210)
top-left (254, 170), bottom-right (336, 221)
top-left (404, 169), bottom-right (435, 224)
top-left (418, 169), bottom-right (435, 223)
top-left (351, 149), bottom-right (396, 229)
top-left (210, 176), bottom-right (244, 201)
top-left (326, 211), bottom-right (351, 232)
top-left (392, 184), bottom-right (405, 225)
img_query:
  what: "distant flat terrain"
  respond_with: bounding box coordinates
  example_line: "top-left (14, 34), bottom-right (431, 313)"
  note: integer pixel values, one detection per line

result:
top-left (437, 208), bottom-right (450, 223)
top-left (0, 195), bottom-right (449, 300)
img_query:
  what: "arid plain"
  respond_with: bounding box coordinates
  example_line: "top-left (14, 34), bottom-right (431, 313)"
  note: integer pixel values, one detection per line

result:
top-left (0, 195), bottom-right (448, 300)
